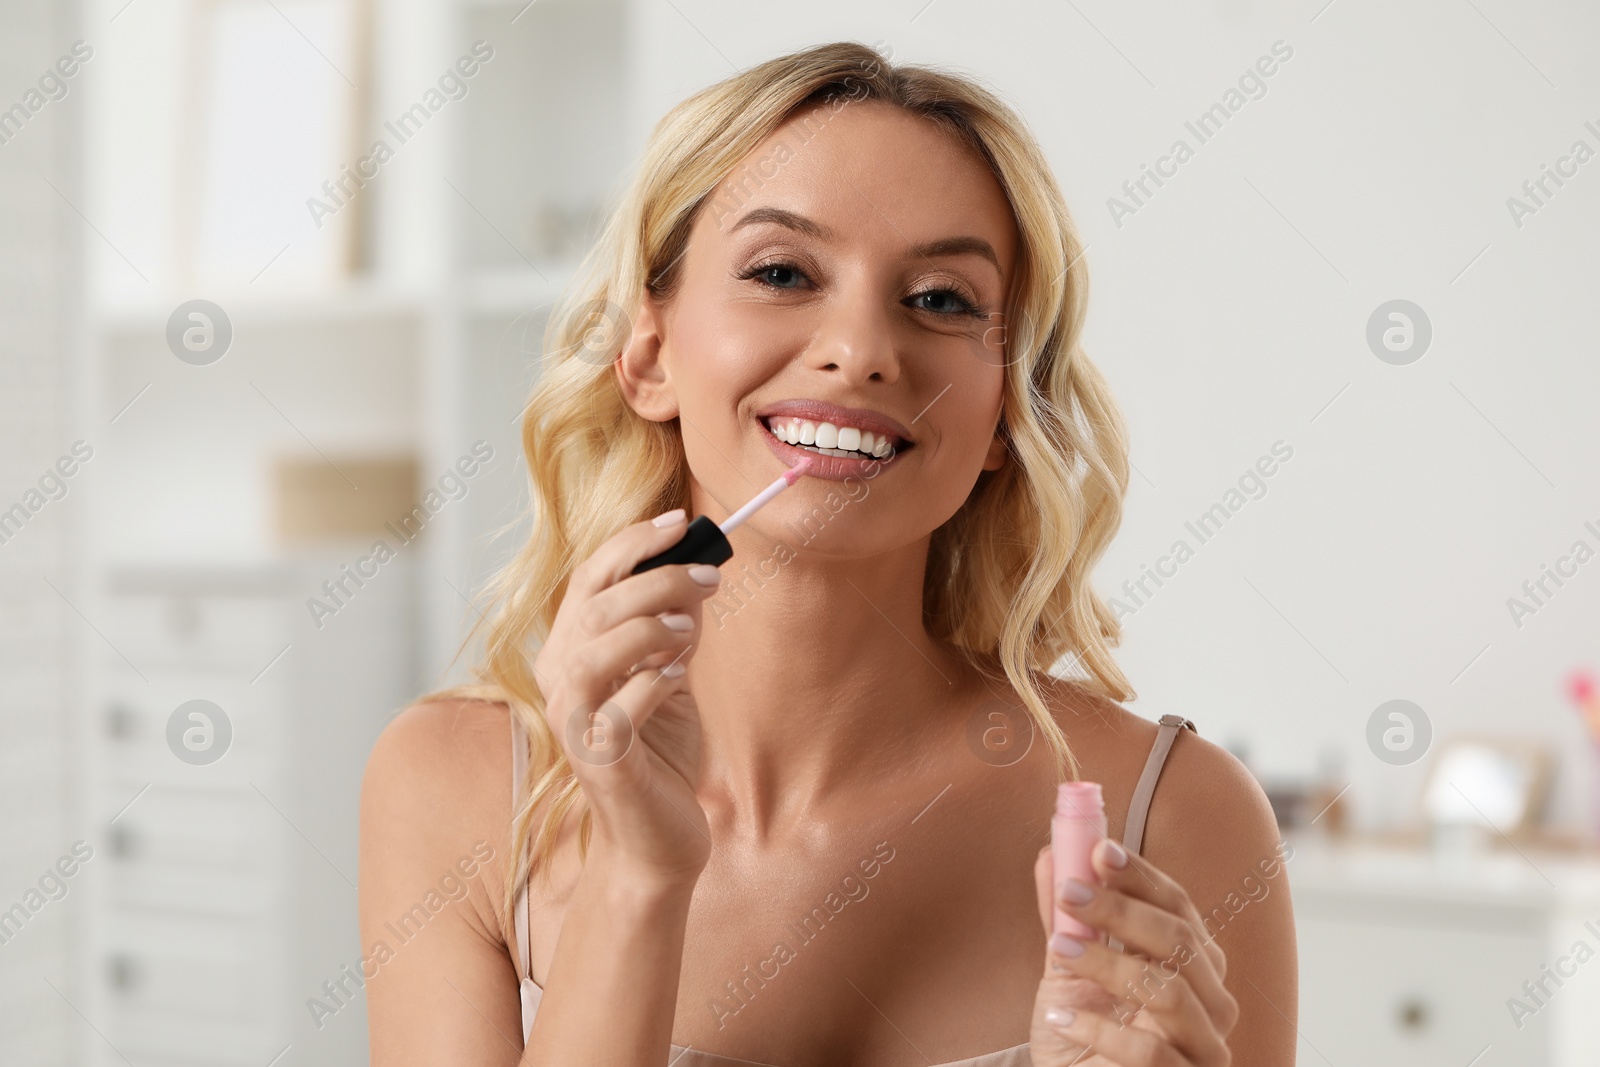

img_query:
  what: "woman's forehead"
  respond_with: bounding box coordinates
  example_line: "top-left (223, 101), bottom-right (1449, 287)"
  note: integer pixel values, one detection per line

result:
top-left (702, 100), bottom-right (1018, 275)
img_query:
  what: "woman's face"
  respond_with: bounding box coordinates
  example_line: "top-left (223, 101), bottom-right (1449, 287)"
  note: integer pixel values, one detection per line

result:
top-left (622, 98), bottom-right (1019, 557)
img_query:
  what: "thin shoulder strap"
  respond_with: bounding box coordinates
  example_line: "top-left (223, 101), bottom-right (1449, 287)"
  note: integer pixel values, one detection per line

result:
top-left (1122, 714), bottom-right (1196, 858)
top-left (509, 711), bottom-right (532, 984)
top-left (1106, 714), bottom-right (1195, 956)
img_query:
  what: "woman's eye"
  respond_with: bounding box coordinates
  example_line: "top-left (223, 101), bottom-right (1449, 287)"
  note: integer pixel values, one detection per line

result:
top-left (743, 262), bottom-right (977, 316)
top-left (908, 288), bottom-right (977, 316)
top-left (751, 263), bottom-right (806, 289)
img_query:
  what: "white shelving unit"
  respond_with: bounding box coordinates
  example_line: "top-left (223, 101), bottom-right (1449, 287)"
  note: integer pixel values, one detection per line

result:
top-left (84, 560), bottom-right (414, 1066)
top-left (78, 0), bottom-right (633, 1061)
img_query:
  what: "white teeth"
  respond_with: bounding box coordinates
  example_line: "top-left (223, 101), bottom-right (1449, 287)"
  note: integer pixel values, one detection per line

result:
top-left (763, 416), bottom-right (901, 459)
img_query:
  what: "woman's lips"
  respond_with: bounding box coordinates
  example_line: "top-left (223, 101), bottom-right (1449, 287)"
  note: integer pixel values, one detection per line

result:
top-left (759, 420), bottom-right (904, 481)
top-left (754, 399), bottom-right (913, 445)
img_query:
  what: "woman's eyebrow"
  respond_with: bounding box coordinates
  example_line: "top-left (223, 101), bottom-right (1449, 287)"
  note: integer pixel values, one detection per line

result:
top-left (730, 206), bottom-right (832, 240)
top-left (913, 235), bottom-right (1001, 275)
top-left (729, 206), bottom-right (1002, 275)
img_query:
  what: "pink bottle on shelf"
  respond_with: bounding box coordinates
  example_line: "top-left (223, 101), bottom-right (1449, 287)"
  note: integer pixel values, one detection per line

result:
top-left (1052, 781), bottom-right (1107, 942)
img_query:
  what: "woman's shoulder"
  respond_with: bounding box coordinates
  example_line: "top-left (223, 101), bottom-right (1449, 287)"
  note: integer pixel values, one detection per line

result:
top-left (363, 694), bottom-right (516, 817)
top-left (1033, 672), bottom-right (1159, 772)
top-left (1035, 674), bottom-right (1280, 863)
top-left (1142, 718), bottom-right (1282, 876)
top-left (359, 695), bottom-right (520, 939)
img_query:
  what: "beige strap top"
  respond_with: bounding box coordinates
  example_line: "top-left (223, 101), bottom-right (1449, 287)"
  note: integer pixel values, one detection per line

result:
top-left (509, 712), bottom-right (1197, 1066)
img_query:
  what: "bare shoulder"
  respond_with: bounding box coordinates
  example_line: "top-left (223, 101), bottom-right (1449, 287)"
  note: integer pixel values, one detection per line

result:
top-left (1142, 719), bottom-right (1282, 877)
top-left (1134, 710), bottom-right (1300, 1065)
top-left (365, 695), bottom-right (512, 792)
top-left (362, 696), bottom-right (515, 843)
top-left (1035, 673), bottom-right (1288, 898)
top-left (359, 697), bottom-right (518, 943)
top-left (1037, 679), bottom-right (1298, 1061)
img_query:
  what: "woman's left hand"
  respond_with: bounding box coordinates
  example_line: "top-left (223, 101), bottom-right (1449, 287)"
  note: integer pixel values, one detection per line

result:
top-left (1027, 838), bottom-right (1240, 1065)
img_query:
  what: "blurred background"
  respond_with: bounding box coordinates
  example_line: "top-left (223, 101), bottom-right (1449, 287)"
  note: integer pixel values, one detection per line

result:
top-left (3, 0), bottom-right (1599, 1064)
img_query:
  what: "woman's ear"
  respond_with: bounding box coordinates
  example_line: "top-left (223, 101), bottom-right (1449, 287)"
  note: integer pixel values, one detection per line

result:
top-left (615, 293), bottom-right (678, 422)
top-left (981, 423), bottom-right (1008, 471)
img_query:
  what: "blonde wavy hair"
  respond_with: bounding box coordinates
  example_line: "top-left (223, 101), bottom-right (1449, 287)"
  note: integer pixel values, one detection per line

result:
top-left (432, 41), bottom-right (1133, 919)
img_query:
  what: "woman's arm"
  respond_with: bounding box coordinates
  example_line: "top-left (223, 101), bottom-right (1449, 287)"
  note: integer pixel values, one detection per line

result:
top-left (362, 512), bottom-right (721, 1066)
top-left (360, 701), bottom-right (528, 1066)
top-left (524, 851), bottom-right (697, 1063)
top-left (363, 700), bottom-right (707, 1067)
top-left (359, 701), bottom-right (703, 1067)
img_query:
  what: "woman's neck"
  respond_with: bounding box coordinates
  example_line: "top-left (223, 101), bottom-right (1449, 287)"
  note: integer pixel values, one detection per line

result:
top-left (687, 531), bottom-right (983, 842)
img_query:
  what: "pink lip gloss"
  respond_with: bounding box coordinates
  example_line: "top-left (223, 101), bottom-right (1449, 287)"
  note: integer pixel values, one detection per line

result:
top-left (1052, 781), bottom-right (1106, 942)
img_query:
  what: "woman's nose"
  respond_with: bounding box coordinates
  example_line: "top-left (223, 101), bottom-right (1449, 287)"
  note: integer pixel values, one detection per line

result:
top-left (801, 290), bottom-right (902, 386)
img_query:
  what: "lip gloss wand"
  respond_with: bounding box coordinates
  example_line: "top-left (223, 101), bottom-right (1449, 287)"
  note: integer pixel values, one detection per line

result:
top-left (632, 458), bottom-right (814, 574)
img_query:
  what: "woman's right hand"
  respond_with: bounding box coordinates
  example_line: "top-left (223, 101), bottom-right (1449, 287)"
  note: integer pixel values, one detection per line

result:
top-left (531, 508), bottom-right (721, 889)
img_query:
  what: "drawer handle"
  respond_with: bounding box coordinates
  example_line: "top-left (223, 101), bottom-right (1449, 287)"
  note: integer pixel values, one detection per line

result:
top-left (108, 953), bottom-right (140, 992)
top-left (110, 823), bottom-right (137, 859)
top-left (105, 705), bottom-right (136, 740)
top-left (1396, 996), bottom-right (1429, 1032)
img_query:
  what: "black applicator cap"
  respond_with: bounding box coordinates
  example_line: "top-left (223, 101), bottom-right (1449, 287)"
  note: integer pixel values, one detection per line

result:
top-left (631, 514), bottom-right (732, 574)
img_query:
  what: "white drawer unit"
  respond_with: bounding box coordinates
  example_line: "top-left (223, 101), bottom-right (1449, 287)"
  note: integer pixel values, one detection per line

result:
top-left (84, 560), bottom-right (416, 1067)
top-left (1289, 835), bottom-right (1600, 1067)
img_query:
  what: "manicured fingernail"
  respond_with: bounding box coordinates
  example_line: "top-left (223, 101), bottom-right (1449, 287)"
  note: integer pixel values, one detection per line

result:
top-left (661, 613), bottom-right (694, 632)
top-left (1060, 878), bottom-right (1094, 905)
top-left (652, 508), bottom-right (686, 527)
top-left (1100, 839), bottom-right (1128, 869)
top-left (1044, 1007), bottom-right (1075, 1030)
top-left (688, 564), bottom-right (721, 586)
top-left (1049, 932), bottom-right (1084, 958)
top-left (661, 662), bottom-right (686, 678)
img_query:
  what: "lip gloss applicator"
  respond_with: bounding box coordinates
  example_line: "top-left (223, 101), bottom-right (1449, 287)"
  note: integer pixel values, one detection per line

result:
top-left (632, 458), bottom-right (814, 574)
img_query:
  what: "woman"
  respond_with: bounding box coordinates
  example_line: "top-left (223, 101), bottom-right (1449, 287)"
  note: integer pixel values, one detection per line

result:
top-left (360, 41), bottom-right (1297, 1066)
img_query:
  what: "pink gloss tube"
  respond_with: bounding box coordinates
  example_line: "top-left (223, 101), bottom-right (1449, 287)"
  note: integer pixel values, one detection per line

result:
top-left (1052, 781), bottom-right (1107, 942)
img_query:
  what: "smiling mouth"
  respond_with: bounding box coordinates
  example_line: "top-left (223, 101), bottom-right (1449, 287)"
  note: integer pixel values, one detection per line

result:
top-left (761, 416), bottom-right (907, 460)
